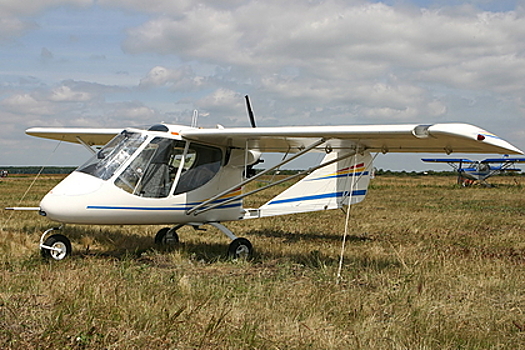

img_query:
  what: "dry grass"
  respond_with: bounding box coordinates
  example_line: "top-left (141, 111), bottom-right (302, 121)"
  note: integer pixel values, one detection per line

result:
top-left (0, 174), bottom-right (524, 349)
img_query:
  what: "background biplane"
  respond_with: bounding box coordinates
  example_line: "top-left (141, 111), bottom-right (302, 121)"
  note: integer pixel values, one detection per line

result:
top-left (421, 156), bottom-right (525, 186)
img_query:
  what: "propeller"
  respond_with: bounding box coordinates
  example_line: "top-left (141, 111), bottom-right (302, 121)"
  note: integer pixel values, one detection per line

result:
top-left (245, 95), bottom-right (256, 128)
top-left (243, 95), bottom-right (263, 177)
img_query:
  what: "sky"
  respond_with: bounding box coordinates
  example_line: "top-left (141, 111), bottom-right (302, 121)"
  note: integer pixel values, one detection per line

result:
top-left (1, 0), bottom-right (525, 171)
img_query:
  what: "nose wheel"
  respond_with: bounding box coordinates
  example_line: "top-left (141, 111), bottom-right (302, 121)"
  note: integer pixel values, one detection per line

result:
top-left (40, 227), bottom-right (72, 260)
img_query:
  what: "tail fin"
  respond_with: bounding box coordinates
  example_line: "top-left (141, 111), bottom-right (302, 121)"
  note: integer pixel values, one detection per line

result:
top-left (259, 151), bottom-right (372, 218)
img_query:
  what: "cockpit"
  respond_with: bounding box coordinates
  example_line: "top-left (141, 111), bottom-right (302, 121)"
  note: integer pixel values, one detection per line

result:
top-left (77, 129), bottom-right (222, 198)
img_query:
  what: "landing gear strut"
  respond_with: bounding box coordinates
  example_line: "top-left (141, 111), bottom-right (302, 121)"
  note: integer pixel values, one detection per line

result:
top-left (154, 222), bottom-right (253, 259)
top-left (209, 222), bottom-right (253, 259)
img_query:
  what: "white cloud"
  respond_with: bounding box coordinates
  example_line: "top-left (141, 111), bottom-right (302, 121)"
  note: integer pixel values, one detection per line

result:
top-left (123, 10), bottom-right (245, 64)
top-left (197, 88), bottom-right (244, 112)
top-left (0, 80), bottom-right (169, 132)
top-left (49, 85), bottom-right (92, 102)
top-left (139, 65), bottom-right (207, 91)
top-left (1, 93), bottom-right (56, 116)
top-left (117, 1), bottom-right (525, 126)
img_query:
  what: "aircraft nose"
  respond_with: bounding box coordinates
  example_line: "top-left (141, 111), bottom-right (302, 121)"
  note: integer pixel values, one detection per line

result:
top-left (39, 188), bottom-right (92, 223)
top-left (39, 171), bottom-right (104, 222)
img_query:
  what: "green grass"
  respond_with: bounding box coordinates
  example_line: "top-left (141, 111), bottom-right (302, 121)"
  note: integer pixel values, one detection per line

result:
top-left (0, 174), bottom-right (524, 349)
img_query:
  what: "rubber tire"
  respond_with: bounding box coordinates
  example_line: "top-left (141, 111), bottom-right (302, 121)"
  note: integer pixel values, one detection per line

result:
top-left (228, 238), bottom-right (253, 259)
top-left (41, 234), bottom-right (72, 261)
top-left (154, 227), bottom-right (180, 246)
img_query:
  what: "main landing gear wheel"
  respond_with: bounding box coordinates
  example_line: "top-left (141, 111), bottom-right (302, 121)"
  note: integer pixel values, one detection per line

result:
top-left (228, 237), bottom-right (253, 260)
top-left (155, 227), bottom-right (180, 246)
top-left (41, 234), bottom-right (72, 261)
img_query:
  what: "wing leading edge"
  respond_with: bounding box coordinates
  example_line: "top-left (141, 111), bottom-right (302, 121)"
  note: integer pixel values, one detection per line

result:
top-left (26, 127), bottom-right (124, 146)
top-left (181, 123), bottom-right (523, 155)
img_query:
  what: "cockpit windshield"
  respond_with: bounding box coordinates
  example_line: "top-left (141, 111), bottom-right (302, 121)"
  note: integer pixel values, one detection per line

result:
top-left (77, 130), bottom-right (223, 198)
top-left (77, 131), bottom-right (147, 180)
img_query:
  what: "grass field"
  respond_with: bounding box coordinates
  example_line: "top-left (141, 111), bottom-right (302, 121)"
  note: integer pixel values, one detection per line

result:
top-left (0, 174), bottom-right (524, 349)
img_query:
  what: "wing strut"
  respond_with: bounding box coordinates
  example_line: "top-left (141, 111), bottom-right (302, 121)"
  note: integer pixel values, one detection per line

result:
top-left (190, 148), bottom-right (360, 216)
top-left (75, 136), bottom-right (97, 154)
top-left (186, 138), bottom-right (327, 215)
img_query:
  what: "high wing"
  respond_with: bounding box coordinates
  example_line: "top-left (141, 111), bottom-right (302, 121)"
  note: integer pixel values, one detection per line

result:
top-left (26, 127), bottom-right (123, 146)
top-left (26, 123), bottom-right (523, 155)
top-left (181, 123), bottom-right (523, 155)
top-left (421, 158), bottom-right (476, 163)
top-left (481, 157), bottom-right (525, 163)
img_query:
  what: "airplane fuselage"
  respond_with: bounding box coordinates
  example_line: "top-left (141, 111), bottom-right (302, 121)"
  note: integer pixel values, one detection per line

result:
top-left (459, 164), bottom-right (496, 181)
top-left (39, 126), bottom-right (254, 225)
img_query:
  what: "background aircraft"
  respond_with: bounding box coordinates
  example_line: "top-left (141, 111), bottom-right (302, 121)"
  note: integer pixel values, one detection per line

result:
top-left (8, 106), bottom-right (523, 260)
top-left (421, 157), bottom-right (525, 186)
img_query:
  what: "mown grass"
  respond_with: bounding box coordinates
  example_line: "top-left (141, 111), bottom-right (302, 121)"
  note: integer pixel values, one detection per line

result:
top-left (0, 174), bottom-right (524, 349)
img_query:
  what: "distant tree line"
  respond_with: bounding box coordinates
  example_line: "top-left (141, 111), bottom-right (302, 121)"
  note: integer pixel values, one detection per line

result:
top-left (0, 166), bottom-right (76, 175)
top-left (375, 169), bottom-right (457, 176)
top-left (257, 169), bottom-right (523, 177)
top-left (1, 166), bottom-right (521, 177)
top-left (374, 169), bottom-right (523, 177)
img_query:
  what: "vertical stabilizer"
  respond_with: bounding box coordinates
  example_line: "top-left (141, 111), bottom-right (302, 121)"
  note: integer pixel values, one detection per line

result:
top-left (258, 151), bottom-right (372, 218)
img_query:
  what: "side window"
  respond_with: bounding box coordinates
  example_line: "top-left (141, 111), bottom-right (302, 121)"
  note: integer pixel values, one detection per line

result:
top-left (115, 138), bottom-right (185, 198)
top-left (174, 143), bottom-right (222, 195)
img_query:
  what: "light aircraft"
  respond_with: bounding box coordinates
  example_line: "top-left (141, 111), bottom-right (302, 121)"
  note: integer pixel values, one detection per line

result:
top-left (7, 101), bottom-right (523, 260)
top-left (422, 156), bottom-right (525, 186)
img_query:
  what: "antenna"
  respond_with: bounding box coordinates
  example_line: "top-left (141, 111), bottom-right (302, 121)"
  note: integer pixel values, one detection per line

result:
top-left (245, 95), bottom-right (256, 128)
top-left (191, 110), bottom-right (199, 128)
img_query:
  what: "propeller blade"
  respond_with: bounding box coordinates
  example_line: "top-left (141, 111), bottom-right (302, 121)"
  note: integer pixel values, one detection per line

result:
top-left (245, 95), bottom-right (256, 128)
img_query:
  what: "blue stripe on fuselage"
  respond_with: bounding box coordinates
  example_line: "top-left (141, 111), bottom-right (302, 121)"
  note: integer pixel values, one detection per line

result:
top-left (267, 189), bottom-right (367, 206)
top-left (87, 202), bottom-right (241, 211)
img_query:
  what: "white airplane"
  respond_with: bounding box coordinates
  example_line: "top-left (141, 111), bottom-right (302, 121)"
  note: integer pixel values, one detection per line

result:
top-left (9, 106), bottom-right (523, 260)
top-left (422, 156), bottom-right (525, 186)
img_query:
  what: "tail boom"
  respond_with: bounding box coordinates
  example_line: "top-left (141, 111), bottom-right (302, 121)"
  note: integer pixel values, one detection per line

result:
top-left (257, 151), bottom-right (373, 218)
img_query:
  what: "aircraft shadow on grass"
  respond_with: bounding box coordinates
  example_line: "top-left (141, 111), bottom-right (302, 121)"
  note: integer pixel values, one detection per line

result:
top-left (245, 228), bottom-right (371, 243)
